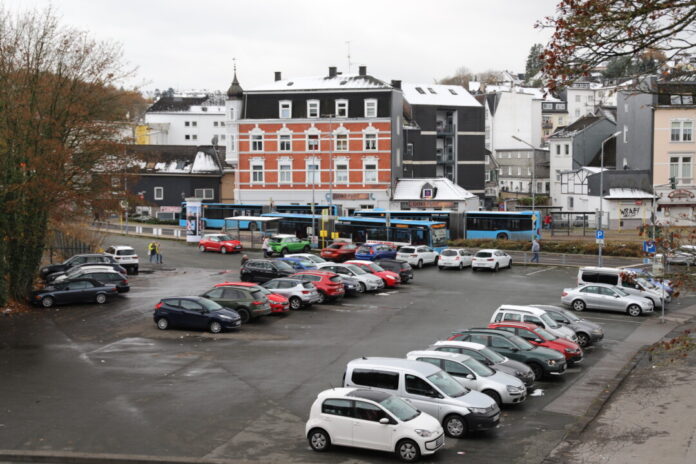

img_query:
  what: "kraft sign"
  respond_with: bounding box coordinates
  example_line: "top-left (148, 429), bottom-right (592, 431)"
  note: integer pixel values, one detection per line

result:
top-left (619, 206), bottom-right (641, 218)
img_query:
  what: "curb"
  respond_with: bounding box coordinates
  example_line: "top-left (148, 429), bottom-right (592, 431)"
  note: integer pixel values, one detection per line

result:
top-left (0, 450), bottom-right (250, 464)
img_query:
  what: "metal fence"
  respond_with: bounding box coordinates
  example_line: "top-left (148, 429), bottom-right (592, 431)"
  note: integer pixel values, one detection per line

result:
top-left (46, 231), bottom-right (92, 263)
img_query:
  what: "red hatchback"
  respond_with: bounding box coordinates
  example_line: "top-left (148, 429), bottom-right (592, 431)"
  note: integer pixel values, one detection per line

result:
top-left (215, 281), bottom-right (290, 314)
top-left (320, 241), bottom-right (358, 262)
top-left (345, 260), bottom-right (401, 287)
top-left (488, 321), bottom-right (583, 364)
top-left (291, 270), bottom-right (345, 303)
top-left (198, 234), bottom-right (243, 254)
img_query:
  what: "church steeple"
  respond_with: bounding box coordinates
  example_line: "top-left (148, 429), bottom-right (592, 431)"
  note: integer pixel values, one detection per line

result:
top-left (227, 59), bottom-right (243, 99)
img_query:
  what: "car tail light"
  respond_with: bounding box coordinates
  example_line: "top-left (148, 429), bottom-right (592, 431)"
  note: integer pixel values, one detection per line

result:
top-left (561, 291), bottom-right (568, 296)
top-left (155, 302), bottom-right (163, 309)
top-left (487, 258), bottom-right (494, 261)
top-left (455, 256), bottom-right (460, 261)
top-left (370, 249), bottom-right (374, 254)
top-left (123, 279), bottom-right (128, 284)
top-left (133, 255), bottom-right (138, 259)
top-left (411, 254), bottom-right (417, 257)
top-left (302, 290), bottom-right (311, 294)
top-left (252, 300), bottom-right (264, 305)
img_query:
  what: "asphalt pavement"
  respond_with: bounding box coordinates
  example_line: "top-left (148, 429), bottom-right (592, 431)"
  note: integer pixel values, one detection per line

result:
top-left (1, 234), bottom-right (693, 464)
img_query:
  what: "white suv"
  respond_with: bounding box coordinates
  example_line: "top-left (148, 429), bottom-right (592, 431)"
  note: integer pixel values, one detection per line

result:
top-left (306, 387), bottom-right (444, 462)
top-left (396, 246), bottom-right (439, 269)
top-left (104, 246), bottom-right (139, 274)
top-left (472, 249), bottom-right (511, 272)
top-left (316, 262), bottom-right (384, 292)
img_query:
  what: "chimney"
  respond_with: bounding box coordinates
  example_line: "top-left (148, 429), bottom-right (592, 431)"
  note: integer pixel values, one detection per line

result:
top-left (328, 66), bottom-right (337, 78)
top-left (274, 71), bottom-right (282, 81)
top-left (391, 80), bottom-right (402, 90)
top-left (359, 65), bottom-right (367, 76)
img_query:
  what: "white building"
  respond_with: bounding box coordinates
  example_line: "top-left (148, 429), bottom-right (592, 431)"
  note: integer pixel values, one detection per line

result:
top-left (566, 81), bottom-right (618, 123)
top-left (390, 177), bottom-right (480, 213)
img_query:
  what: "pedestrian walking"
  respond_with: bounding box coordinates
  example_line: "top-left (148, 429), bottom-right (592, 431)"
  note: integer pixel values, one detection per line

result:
top-left (241, 254), bottom-right (249, 266)
top-left (531, 238), bottom-right (540, 263)
top-left (148, 241), bottom-right (156, 263)
top-left (155, 242), bottom-right (163, 264)
top-left (543, 214), bottom-right (552, 230)
top-left (262, 236), bottom-right (271, 257)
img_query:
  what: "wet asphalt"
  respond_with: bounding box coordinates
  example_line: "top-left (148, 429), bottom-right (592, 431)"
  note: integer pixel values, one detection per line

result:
top-left (0, 234), bottom-right (666, 463)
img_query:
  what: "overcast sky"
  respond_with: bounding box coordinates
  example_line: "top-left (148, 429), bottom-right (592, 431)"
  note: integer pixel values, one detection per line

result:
top-left (5, 0), bottom-right (556, 92)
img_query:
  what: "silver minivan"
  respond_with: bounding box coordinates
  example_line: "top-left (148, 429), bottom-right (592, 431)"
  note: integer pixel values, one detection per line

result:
top-left (343, 357), bottom-right (500, 438)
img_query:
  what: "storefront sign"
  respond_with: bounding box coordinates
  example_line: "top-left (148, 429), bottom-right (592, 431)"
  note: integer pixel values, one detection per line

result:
top-left (184, 199), bottom-right (203, 242)
top-left (160, 206), bottom-right (181, 213)
top-left (407, 201), bottom-right (456, 208)
top-left (332, 192), bottom-right (371, 200)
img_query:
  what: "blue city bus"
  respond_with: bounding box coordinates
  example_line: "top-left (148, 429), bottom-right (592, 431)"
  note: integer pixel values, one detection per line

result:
top-left (223, 216), bottom-right (280, 235)
top-left (464, 211), bottom-right (540, 240)
top-left (179, 202), bottom-right (341, 229)
top-left (353, 209), bottom-right (454, 228)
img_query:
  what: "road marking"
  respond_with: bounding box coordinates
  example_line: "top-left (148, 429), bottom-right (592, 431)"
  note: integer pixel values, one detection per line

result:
top-left (581, 315), bottom-right (643, 324)
top-left (525, 267), bottom-right (557, 276)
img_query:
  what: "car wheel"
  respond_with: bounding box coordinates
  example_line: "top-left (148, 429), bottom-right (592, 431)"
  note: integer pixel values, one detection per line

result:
top-left (316, 292), bottom-right (326, 304)
top-left (438, 266), bottom-right (443, 270)
top-left (303, 245), bottom-right (311, 252)
top-left (280, 248), bottom-right (288, 256)
top-left (444, 414), bottom-right (467, 438)
top-left (396, 439), bottom-right (421, 462)
top-left (483, 390), bottom-right (502, 407)
top-left (494, 263), bottom-right (499, 272)
top-left (308, 428), bottom-right (330, 452)
top-left (459, 263), bottom-right (464, 270)
top-left (289, 297), bottom-right (302, 310)
top-left (472, 267), bottom-right (478, 272)
top-left (576, 332), bottom-right (590, 348)
top-left (41, 296), bottom-right (54, 308)
top-left (221, 247), bottom-right (227, 255)
top-left (627, 304), bottom-right (642, 317)
top-left (95, 293), bottom-right (107, 304)
top-left (209, 321), bottom-right (223, 333)
top-left (497, 233), bottom-right (509, 240)
top-left (156, 318), bottom-right (169, 330)
top-left (199, 245), bottom-right (205, 252)
top-left (133, 266), bottom-right (139, 275)
top-left (249, 222), bottom-right (258, 231)
top-left (507, 259), bottom-right (512, 268)
top-left (417, 259), bottom-right (423, 269)
top-left (358, 282), bottom-right (366, 294)
top-left (572, 299), bottom-right (586, 312)
top-left (237, 308), bottom-right (251, 324)
top-left (528, 362), bottom-right (544, 381)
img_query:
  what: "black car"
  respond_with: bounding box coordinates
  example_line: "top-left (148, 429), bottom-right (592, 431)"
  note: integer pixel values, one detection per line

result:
top-left (375, 258), bottom-right (413, 283)
top-left (31, 278), bottom-right (119, 308)
top-left (153, 296), bottom-right (242, 333)
top-left (50, 267), bottom-right (129, 293)
top-left (41, 254), bottom-right (123, 280)
top-left (240, 259), bottom-right (295, 283)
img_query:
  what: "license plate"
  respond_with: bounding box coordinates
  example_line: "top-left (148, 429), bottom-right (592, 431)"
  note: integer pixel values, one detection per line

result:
top-left (493, 413), bottom-right (500, 421)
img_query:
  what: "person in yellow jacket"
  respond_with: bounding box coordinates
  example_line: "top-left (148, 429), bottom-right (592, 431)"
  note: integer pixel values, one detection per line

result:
top-left (148, 242), bottom-right (156, 263)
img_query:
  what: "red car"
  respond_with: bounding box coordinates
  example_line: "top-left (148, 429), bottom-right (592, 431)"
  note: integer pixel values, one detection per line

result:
top-left (291, 270), bottom-right (344, 303)
top-left (345, 260), bottom-right (401, 287)
top-left (320, 241), bottom-right (359, 262)
top-left (488, 321), bottom-right (583, 364)
top-left (215, 281), bottom-right (290, 314)
top-left (198, 234), bottom-right (243, 254)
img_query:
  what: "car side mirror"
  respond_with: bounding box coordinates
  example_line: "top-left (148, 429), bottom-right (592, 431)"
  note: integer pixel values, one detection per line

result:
top-left (510, 347), bottom-right (519, 352)
top-left (614, 294), bottom-right (620, 298)
top-left (379, 418), bottom-right (390, 425)
top-left (465, 374), bottom-right (475, 380)
top-left (534, 338), bottom-right (543, 343)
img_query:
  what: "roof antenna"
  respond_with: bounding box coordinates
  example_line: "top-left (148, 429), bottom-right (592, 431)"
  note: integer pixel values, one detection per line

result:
top-left (346, 41), bottom-right (352, 73)
top-left (329, 381), bottom-right (335, 391)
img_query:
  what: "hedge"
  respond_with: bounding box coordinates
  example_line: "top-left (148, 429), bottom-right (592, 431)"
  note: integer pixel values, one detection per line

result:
top-left (447, 238), bottom-right (643, 257)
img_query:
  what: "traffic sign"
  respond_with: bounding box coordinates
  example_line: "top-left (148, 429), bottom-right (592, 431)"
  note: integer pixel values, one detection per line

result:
top-left (643, 240), bottom-right (656, 254)
top-left (319, 229), bottom-right (328, 238)
top-left (596, 238), bottom-right (604, 245)
top-left (595, 230), bottom-right (605, 240)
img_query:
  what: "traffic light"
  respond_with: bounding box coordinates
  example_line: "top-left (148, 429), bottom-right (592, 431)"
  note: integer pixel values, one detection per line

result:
top-left (670, 176), bottom-right (677, 189)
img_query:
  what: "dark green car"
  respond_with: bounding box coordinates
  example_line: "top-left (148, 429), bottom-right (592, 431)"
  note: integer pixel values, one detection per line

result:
top-left (268, 235), bottom-right (311, 256)
top-left (201, 286), bottom-right (271, 324)
top-left (449, 328), bottom-right (566, 380)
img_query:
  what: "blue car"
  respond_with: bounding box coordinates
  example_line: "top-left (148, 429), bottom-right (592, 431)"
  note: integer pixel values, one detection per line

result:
top-left (153, 296), bottom-right (241, 333)
top-left (354, 243), bottom-right (397, 261)
top-left (275, 257), bottom-right (318, 271)
top-left (625, 268), bottom-right (674, 294)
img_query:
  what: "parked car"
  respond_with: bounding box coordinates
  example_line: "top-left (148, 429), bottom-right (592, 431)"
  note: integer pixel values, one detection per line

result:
top-left (438, 248), bottom-right (473, 270)
top-left (618, 268), bottom-right (673, 295)
top-left (213, 281), bottom-right (290, 315)
top-left (200, 284), bottom-right (272, 323)
top-left (471, 249), bottom-right (511, 272)
top-left (261, 278), bottom-right (321, 309)
top-left (53, 267), bottom-right (129, 293)
top-left (153, 296), bottom-right (241, 333)
top-left (45, 261), bottom-right (126, 282)
top-left (316, 262), bottom-right (384, 292)
top-left (345, 260), bottom-right (401, 287)
top-left (240, 258), bottom-right (295, 283)
top-left (395, 246), bottom-right (439, 269)
top-left (320, 241), bottom-right (359, 262)
top-left (355, 243), bottom-right (397, 261)
top-left (428, 340), bottom-right (535, 390)
top-left (291, 270), bottom-right (345, 303)
top-left (103, 246), bottom-right (139, 274)
top-left (40, 253), bottom-right (120, 280)
top-left (490, 305), bottom-right (578, 343)
top-left (275, 257), bottom-right (317, 271)
top-left (286, 253), bottom-right (326, 264)
top-left (406, 350), bottom-right (526, 406)
top-left (280, 254), bottom-right (320, 269)
top-left (48, 265), bottom-right (117, 283)
top-left (666, 245), bottom-right (696, 265)
top-left (530, 305), bottom-right (604, 348)
top-left (343, 357), bottom-right (500, 438)
top-left (577, 266), bottom-right (670, 307)
top-left (448, 328), bottom-right (567, 380)
top-left (336, 274), bottom-right (363, 296)
top-left (197, 234), bottom-right (243, 254)
top-left (268, 234), bottom-right (311, 256)
top-left (375, 259), bottom-right (414, 283)
top-left (488, 322), bottom-right (583, 365)
top-left (31, 278), bottom-right (119, 308)
top-left (561, 283), bottom-right (653, 317)
top-left (306, 387), bottom-right (444, 462)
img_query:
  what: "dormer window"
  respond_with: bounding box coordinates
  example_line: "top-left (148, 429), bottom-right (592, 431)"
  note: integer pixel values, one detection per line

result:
top-left (336, 99), bottom-right (348, 118)
top-left (279, 100), bottom-right (292, 119)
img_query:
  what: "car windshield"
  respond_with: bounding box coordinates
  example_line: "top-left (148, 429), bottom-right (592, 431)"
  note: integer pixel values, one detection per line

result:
top-left (476, 251), bottom-right (492, 258)
top-left (541, 313), bottom-right (560, 328)
top-left (379, 396), bottom-right (420, 422)
top-left (535, 327), bottom-right (557, 340)
top-left (462, 358), bottom-right (495, 377)
top-left (306, 255), bottom-right (324, 263)
top-left (509, 335), bottom-right (535, 350)
top-left (255, 286), bottom-right (271, 295)
top-left (636, 278), bottom-right (655, 289)
top-left (295, 257), bottom-right (314, 266)
top-left (426, 371), bottom-right (467, 398)
top-left (328, 244), bottom-right (341, 249)
top-left (199, 299), bottom-right (222, 311)
top-left (399, 247), bottom-right (415, 254)
top-left (329, 275), bottom-right (342, 283)
top-left (479, 346), bottom-right (506, 363)
top-left (614, 287), bottom-right (629, 296)
top-left (370, 263), bottom-right (385, 272)
top-left (441, 249), bottom-right (458, 257)
top-left (302, 282), bottom-right (315, 289)
top-left (117, 249), bottom-right (136, 256)
top-left (344, 264), bottom-right (367, 275)
top-left (356, 246), bottom-right (371, 254)
top-left (269, 236), bottom-right (285, 243)
top-left (274, 261), bottom-right (295, 272)
top-left (559, 309), bottom-right (581, 322)
top-left (251, 290), bottom-right (266, 300)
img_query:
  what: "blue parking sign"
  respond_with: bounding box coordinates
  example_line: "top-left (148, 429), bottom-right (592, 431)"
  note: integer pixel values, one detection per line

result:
top-left (595, 230), bottom-right (604, 240)
top-left (643, 240), bottom-right (656, 254)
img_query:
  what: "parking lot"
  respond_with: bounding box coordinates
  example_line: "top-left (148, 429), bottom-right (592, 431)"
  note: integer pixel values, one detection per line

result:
top-left (0, 234), bottom-right (686, 464)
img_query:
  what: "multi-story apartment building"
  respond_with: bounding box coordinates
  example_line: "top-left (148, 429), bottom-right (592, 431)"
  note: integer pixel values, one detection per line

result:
top-left (541, 101), bottom-right (568, 143)
top-left (566, 80), bottom-right (618, 123)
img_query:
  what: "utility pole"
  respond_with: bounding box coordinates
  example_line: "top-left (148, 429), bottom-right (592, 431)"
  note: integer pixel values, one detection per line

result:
top-left (323, 113), bottom-right (335, 238)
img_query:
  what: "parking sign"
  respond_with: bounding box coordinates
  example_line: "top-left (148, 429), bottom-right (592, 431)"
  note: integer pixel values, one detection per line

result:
top-left (595, 229), bottom-right (604, 245)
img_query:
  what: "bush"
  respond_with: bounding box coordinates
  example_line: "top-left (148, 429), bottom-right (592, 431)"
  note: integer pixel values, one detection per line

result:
top-left (130, 217), bottom-right (178, 226)
top-left (447, 238), bottom-right (642, 257)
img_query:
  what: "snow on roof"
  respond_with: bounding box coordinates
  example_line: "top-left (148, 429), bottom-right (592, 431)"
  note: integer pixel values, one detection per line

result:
top-left (401, 83), bottom-right (480, 107)
top-left (604, 188), bottom-right (655, 199)
top-left (468, 81), bottom-right (481, 93)
top-left (393, 178), bottom-right (477, 201)
top-left (247, 73), bottom-right (391, 92)
top-left (191, 151), bottom-right (220, 172)
top-left (485, 84), bottom-right (560, 101)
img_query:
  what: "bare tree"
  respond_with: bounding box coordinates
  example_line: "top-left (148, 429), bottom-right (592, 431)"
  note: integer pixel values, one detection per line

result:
top-left (438, 66), bottom-right (473, 87)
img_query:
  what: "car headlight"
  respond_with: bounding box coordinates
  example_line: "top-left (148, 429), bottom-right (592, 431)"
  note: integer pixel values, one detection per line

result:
top-left (414, 429), bottom-right (433, 438)
top-left (468, 407), bottom-right (488, 414)
top-left (564, 348), bottom-right (574, 353)
top-left (385, 275), bottom-right (395, 280)
top-left (547, 359), bottom-right (558, 366)
top-left (507, 385), bottom-right (524, 394)
top-left (219, 315), bottom-right (232, 320)
top-left (592, 329), bottom-right (603, 334)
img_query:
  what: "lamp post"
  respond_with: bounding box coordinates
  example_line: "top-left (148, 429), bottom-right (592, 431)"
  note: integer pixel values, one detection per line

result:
top-left (511, 135), bottom-right (537, 232)
top-left (597, 131), bottom-right (622, 266)
top-left (322, 113), bottom-right (335, 240)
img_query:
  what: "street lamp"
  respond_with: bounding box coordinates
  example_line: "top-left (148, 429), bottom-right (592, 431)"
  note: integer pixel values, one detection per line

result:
top-left (321, 113), bottom-right (335, 242)
top-left (597, 131), bottom-right (622, 266)
top-left (511, 135), bottom-right (537, 227)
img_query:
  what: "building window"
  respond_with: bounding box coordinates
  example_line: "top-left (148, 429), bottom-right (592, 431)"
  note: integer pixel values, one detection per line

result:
top-left (565, 144), bottom-right (569, 155)
top-left (307, 134), bottom-right (319, 151)
top-left (229, 108), bottom-right (236, 120)
top-left (336, 99), bottom-right (348, 118)
top-left (251, 134), bottom-right (263, 151)
top-left (406, 143), bottom-right (414, 156)
top-left (507, 166), bottom-right (512, 176)
top-left (185, 135), bottom-right (191, 140)
top-left (306, 159), bottom-right (320, 184)
top-left (568, 196), bottom-right (574, 208)
top-left (575, 109), bottom-right (580, 117)
top-left (517, 166), bottom-right (522, 175)
top-left (537, 181), bottom-right (542, 192)
top-left (335, 133), bottom-right (348, 151)
top-left (278, 160), bottom-right (292, 184)
top-left (363, 162), bottom-right (378, 184)
top-left (279, 100), bottom-right (292, 119)
top-left (229, 134), bottom-right (235, 151)
top-left (485, 170), bottom-right (491, 182)
top-left (192, 134), bottom-right (198, 140)
top-left (556, 169), bottom-right (561, 181)
top-left (251, 161), bottom-right (264, 184)
top-left (364, 99), bottom-right (377, 118)
top-left (214, 121), bottom-right (219, 127)
top-left (307, 100), bottom-right (320, 118)
top-left (364, 133), bottom-right (377, 151)
top-left (623, 125), bottom-right (628, 143)
top-left (587, 95), bottom-right (594, 103)
top-left (194, 188), bottom-right (214, 200)
top-left (336, 162), bottom-right (349, 184)
top-left (575, 95), bottom-right (581, 102)
top-left (670, 155), bottom-right (693, 185)
top-left (185, 121), bottom-right (190, 127)
top-left (220, 121), bottom-right (225, 127)
top-left (671, 120), bottom-right (693, 142)
top-left (279, 134), bottom-right (291, 151)
top-left (154, 187), bottom-right (163, 200)
top-left (542, 103), bottom-right (552, 109)
top-left (192, 121), bottom-right (197, 127)
top-left (527, 167), bottom-right (532, 176)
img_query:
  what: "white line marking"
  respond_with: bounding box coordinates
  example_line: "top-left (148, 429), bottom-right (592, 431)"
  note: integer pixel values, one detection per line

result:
top-left (525, 267), bottom-right (557, 276)
top-left (581, 315), bottom-right (643, 324)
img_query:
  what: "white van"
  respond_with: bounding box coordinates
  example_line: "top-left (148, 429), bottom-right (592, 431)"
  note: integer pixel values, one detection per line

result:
top-left (490, 305), bottom-right (578, 342)
top-left (343, 357), bottom-right (499, 438)
top-left (577, 267), bottom-right (669, 308)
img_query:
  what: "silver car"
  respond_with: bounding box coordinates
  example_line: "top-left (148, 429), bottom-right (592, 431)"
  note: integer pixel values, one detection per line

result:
top-left (316, 262), bottom-right (384, 292)
top-left (561, 283), bottom-right (654, 317)
top-left (531, 305), bottom-right (604, 348)
top-left (262, 278), bottom-right (321, 310)
top-left (285, 253), bottom-right (326, 264)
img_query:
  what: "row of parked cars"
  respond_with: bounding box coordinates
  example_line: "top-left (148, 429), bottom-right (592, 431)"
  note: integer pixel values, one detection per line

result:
top-left (305, 303), bottom-right (605, 461)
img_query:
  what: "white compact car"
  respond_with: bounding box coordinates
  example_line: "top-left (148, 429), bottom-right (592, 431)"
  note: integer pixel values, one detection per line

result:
top-left (316, 262), bottom-right (384, 292)
top-left (306, 387), bottom-right (445, 462)
top-left (395, 246), bottom-right (439, 269)
top-left (491, 304), bottom-right (578, 342)
top-left (472, 249), bottom-right (511, 272)
top-left (438, 248), bottom-right (473, 270)
top-left (104, 245), bottom-right (139, 274)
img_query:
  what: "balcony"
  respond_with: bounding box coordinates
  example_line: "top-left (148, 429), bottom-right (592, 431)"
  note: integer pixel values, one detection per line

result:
top-left (436, 122), bottom-right (454, 135)
top-left (436, 147), bottom-right (454, 163)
